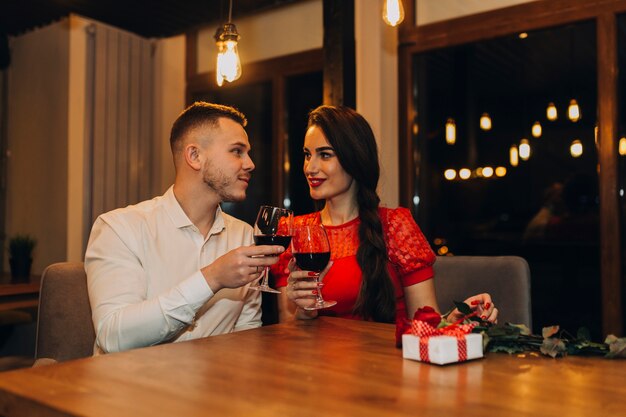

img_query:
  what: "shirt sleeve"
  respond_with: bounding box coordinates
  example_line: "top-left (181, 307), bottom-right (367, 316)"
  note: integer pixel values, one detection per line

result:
top-left (383, 207), bottom-right (436, 286)
top-left (85, 217), bottom-right (215, 353)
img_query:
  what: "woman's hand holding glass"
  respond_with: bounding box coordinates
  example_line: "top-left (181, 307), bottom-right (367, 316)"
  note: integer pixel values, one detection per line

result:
top-left (288, 224), bottom-right (336, 311)
top-left (285, 258), bottom-right (334, 312)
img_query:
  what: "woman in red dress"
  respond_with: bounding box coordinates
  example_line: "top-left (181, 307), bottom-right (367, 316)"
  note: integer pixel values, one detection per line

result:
top-left (272, 105), bottom-right (498, 324)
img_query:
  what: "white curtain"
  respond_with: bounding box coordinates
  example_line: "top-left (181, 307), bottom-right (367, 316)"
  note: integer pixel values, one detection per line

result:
top-left (84, 22), bottom-right (155, 231)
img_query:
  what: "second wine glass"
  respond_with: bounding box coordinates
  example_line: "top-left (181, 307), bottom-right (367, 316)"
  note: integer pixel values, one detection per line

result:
top-left (252, 205), bottom-right (293, 293)
top-left (292, 224), bottom-right (336, 310)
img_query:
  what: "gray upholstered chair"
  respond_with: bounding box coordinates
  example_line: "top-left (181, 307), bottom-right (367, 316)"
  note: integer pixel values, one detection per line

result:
top-left (34, 262), bottom-right (95, 365)
top-left (433, 256), bottom-right (532, 327)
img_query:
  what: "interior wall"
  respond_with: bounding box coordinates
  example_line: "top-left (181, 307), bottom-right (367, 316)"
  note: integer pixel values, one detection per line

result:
top-left (6, 21), bottom-right (69, 274)
top-left (355, 0), bottom-right (399, 208)
top-left (417, 0), bottom-right (539, 25)
top-left (153, 34), bottom-right (185, 195)
top-left (7, 15), bottom-right (185, 267)
top-left (66, 14), bottom-right (89, 262)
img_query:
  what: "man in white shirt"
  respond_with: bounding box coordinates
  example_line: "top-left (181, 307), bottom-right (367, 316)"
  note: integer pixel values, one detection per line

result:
top-left (85, 102), bottom-right (285, 354)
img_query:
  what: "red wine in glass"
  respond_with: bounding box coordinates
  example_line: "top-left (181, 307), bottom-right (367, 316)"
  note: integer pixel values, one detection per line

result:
top-left (253, 235), bottom-right (292, 249)
top-left (293, 252), bottom-right (330, 273)
top-left (251, 205), bottom-right (293, 294)
top-left (292, 225), bottom-right (336, 310)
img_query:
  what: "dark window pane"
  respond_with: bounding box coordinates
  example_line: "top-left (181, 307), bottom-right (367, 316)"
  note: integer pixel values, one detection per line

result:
top-left (285, 71), bottom-right (323, 216)
top-left (412, 21), bottom-right (601, 338)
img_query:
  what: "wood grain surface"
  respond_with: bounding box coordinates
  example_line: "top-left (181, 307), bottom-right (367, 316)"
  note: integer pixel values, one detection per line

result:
top-left (0, 317), bottom-right (624, 417)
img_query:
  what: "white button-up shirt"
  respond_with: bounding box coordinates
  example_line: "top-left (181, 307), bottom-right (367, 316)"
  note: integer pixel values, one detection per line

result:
top-left (85, 186), bottom-right (261, 354)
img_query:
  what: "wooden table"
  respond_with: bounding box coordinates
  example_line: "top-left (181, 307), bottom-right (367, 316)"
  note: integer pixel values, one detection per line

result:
top-left (0, 274), bottom-right (39, 312)
top-left (0, 317), bottom-right (624, 417)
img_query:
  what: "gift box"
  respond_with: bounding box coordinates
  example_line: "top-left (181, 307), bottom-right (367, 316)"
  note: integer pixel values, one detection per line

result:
top-left (402, 332), bottom-right (483, 365)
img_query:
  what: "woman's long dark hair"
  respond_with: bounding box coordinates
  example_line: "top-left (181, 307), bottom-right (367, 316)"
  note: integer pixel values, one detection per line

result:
top-left (307, 105), bottom-right (395, 323)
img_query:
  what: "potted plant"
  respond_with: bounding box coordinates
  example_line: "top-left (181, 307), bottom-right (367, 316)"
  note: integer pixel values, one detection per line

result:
top-left (8, 234), bottom-right (36, 282)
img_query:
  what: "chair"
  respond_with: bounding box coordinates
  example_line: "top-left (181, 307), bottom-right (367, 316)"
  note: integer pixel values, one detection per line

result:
top-left (433, 256), bottom-right (532, 327)
top-left (34, 262), bottom-right (95, 364)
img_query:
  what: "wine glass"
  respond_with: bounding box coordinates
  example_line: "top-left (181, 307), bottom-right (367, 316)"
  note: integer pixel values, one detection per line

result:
top-left (291, 224), bottom-right (336, 310)
top-left (251, 205), bottom-right (293, 293)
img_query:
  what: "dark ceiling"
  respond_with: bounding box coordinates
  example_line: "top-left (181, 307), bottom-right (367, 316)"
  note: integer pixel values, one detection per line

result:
top-left (0, 0), bottom-right (303, 38)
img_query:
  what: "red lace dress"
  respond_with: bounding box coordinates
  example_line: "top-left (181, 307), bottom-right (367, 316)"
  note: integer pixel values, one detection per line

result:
top-left (271, 207), bottom-right (436, 322)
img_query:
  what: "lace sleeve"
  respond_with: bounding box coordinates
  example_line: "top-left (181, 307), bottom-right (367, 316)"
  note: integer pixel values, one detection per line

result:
top-left (382, 207), bottom-right (435, 279)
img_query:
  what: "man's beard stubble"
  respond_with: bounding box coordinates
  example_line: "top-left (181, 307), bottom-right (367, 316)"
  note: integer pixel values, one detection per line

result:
top-left (202, 159), bottom-right (246, 203)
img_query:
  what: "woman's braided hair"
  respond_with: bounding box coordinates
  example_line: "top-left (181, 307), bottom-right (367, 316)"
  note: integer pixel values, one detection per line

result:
top-left (307, 106), bottom-right (395, 323)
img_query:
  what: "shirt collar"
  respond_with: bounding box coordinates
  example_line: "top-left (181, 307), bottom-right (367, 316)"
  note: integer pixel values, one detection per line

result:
top-left (164, 186), bottom-right (226, 234)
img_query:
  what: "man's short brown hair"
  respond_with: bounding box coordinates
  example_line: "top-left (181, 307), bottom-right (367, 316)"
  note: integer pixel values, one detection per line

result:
top-left (169, 102), bottom-right (247, 153)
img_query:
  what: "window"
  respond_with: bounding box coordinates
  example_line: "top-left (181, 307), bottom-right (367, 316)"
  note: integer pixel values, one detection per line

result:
top-left (411, 21), bottom-right (603, 337)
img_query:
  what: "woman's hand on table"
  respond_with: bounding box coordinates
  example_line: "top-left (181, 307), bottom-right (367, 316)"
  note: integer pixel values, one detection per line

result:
top-left (446, 293), bottom-right (498, 324)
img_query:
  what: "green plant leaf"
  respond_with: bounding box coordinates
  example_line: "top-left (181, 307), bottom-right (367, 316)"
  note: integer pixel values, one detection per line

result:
top-left (487, 344), bottom-right (525, 354)
top-left (8, 234), bottom-right (37, 257)
top-left (507, 323), bottom-right (531, 336)
top-left (576, 327), bottom-right (591, 342)
top-left (453, 301), bottom-right (472, 315)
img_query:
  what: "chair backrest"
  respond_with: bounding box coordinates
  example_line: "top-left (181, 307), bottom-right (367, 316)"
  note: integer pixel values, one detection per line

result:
top-left (433, 256), bottom-right (532, 328)
top-left (35, 262), bottom-right (95, 362)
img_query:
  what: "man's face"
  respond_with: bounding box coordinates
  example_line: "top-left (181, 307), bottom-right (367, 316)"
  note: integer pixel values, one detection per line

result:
top-left (200, 118), bottom-right (255, 202)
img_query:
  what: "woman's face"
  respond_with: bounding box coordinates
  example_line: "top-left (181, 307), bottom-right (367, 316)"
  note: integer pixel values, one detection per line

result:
top-left (303, 125), bottom-right (356, 202)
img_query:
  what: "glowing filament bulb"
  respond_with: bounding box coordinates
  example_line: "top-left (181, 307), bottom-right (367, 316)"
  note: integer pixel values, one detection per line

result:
top-left (519, 139), bottom-right (531, 161)
top-left (480, 113), bottom-right (492, 131)
top-left (459, 168), bottom-right (471, 180)
top-left (382, 0), bottom-right (405, 27)
top-left (546, 102), bottom-right (557, 121)
top-left (570, 139), bottom-right (583, 157)
top-left (444, 169), bottom-right (457, 180)
top-left (215, 23), bottom-right (242, 87)
top-left (568, 99), bottom-right (581, 122)
top-left (217, 40), bottom-right (242, 83)
top-left (531, 121), bottom-right (542, 138)
top-left (510, 145), bottom-right (519, 167)
top-left (445, 118), bottom-right (456, 145)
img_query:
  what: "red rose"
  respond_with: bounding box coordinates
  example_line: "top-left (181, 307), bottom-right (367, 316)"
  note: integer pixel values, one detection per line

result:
top-left (413, 306), bottom-right (442, 328)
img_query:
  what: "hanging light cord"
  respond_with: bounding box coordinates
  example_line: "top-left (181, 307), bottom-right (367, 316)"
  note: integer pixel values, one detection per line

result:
top-left (228, 0), bottom-right (233, 23)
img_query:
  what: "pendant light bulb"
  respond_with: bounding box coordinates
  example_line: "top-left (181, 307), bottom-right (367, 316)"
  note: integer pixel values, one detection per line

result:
top-left (546, 102), bottom-right (557, 121)
top-left (531, 121), bottom-right (542, 138)
top-left (519, 138), bottom-right (531, 161)
top-left (479, 113), bottom-right (492, 131)
top-left (444, 169), bottom-right (457, 181)
top-left (215, 22), bottom-right (242, 86)
top-left (382, 0), bottom-right (405, 27)
top-left (510, 145), bottom-right (519, 167)
top-left (570, 139), bottom-right (583, 157)
top-left (445, 118), bottom-right (456, 145)
top-left (568, 99), bottom-right (581, 122)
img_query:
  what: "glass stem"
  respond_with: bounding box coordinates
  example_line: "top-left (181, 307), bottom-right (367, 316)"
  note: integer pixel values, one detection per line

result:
top-left (315, 276), bottom-right (324, 305)
top-left (261, 267), bottom-right (270, 287)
